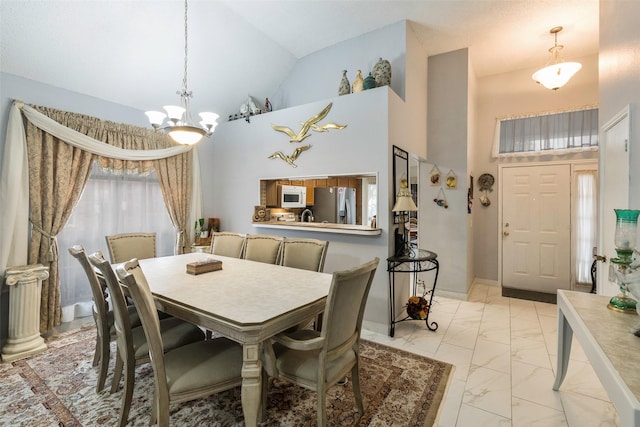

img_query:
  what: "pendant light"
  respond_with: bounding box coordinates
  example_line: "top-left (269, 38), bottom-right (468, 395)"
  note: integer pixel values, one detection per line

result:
top-left (145, 0), bottom-right (218, 145)
top-left (531, 26), bottom-right (582, 91)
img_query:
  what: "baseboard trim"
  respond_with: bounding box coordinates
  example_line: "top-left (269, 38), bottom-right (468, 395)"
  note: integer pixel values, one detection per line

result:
top-left (472, 278), bottom-right (500, 287)
top-left (502, 286), bottom-right (557, 304)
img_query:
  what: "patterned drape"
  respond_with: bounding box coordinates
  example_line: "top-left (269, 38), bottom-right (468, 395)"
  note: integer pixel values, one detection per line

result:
top-left (26, 121), bottom-right (94, 331)
top-left (25, 105), bottom-right (193, 332)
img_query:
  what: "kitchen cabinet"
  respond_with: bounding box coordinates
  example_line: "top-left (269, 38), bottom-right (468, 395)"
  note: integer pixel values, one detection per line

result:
top-left (326, 178), bottom-right (338, 187)
top-left (337, 177), bottom-right (349, 187)
top-left (304, 180), bottom-right (315, 205)
top-left (265, 181), bottom-right (278, 207)
top-left (315, 179), bottom-right (327, 188)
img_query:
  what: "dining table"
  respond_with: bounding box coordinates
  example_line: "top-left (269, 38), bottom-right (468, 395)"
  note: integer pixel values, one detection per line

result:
top-left (135, 252), bottom-right (333, 427)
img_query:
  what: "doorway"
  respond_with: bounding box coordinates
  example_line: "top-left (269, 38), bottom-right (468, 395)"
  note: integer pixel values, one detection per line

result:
top-left (501, 164), bottom-right (571, 301)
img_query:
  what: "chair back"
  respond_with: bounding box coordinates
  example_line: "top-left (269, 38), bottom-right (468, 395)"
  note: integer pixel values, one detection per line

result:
top-left (280, 238), bottom-right (329, 272)
top-left (105, 232), bottom-right (156, 263)
top-left (210, 232), bottom-right (245, 258)
top-left (68, 245), bottom-right (109, 335)
top-left (243, 234), bottom-right (284, 264)
top-left (115, 259), bottom-right (170, 401)
top-left (321, 258), bottom-right (379, 351)
top-left (88, 251), bottom-right (136, 367)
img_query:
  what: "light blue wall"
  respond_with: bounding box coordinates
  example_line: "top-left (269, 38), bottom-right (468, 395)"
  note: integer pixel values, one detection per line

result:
top-left (0, 72), bottom-right (148, 176)
top-left (199, 88), bottom-right (394, 332)
top-left (270, 21), bottom-right (407, 110)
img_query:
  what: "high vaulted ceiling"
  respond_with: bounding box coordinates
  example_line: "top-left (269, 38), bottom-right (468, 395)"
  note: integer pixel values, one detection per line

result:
top-left (0, 0), bottom-right (598, 121)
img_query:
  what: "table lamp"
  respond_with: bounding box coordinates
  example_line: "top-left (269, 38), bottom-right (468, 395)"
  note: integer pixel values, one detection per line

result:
top-left (392, 181), bottom-right (418, 256)
top-left (609, 209), bottom-right (640, 312)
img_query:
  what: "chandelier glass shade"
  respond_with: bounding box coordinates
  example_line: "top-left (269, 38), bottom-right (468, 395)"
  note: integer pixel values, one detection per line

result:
top-left (531, 26), bottom-right (582, 91)
top-left (145, 0), bottom-right (218, 145)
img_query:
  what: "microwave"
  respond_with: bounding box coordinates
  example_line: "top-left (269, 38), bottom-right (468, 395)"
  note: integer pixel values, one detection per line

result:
top-left (280, 185), bottom-right (307, 208)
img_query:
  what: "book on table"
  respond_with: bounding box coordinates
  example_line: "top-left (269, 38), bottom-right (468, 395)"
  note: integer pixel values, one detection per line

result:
top-left (186, 258), bottom-right (222, 275)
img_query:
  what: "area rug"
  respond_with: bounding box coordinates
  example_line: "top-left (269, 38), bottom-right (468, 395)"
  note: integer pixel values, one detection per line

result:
top-left (1, 326), bottom-right (453, 426)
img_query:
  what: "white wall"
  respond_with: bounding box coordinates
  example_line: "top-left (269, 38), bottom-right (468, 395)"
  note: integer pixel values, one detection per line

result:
top-left (599, 0), bottom-right (640, 207)
top-left (270, 21), bottom-right (407, 110)
top-left (424, 49), bottom-right (470, 297)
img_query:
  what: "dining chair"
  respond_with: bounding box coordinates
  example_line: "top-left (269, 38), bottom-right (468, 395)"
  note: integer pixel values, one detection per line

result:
top-left (262, 257), bottom-right (379, 427)
top-left (280, 237), bottom-right (329, 272)
top-left (115, 258), bottom-right (244, 427)
top-left (89, 252), bottom-right (206, 427)
top-left (242, 233), bottom-right (284, 264)
top-left (280, 237), bottom-right (330, 330)
top-left (68, 245), bottom-right (141, 393)
top-left (209, 231), bottom-right (246, 258)
top-left (105, 232), bottom-right (156, 264)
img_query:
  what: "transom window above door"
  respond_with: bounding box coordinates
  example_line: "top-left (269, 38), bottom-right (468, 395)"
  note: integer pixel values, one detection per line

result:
top-left (493, 107), bottom-right (599, 157)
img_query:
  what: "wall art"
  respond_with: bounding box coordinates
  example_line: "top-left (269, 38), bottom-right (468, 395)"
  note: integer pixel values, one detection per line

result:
top-left (429, 165), bottom-right (441, 186)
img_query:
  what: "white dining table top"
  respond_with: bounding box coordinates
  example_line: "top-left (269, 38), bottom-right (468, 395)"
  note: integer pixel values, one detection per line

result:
top-left (137, 252), bottom-right (332, 326)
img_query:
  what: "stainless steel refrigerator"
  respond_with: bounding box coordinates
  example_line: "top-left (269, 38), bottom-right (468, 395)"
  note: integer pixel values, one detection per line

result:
top-left (313, 187), bottom-right (357, 224)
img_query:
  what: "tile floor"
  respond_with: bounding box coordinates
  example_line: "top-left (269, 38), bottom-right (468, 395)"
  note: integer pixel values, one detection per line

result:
top-left (361, 284), bottom-right (621, 427)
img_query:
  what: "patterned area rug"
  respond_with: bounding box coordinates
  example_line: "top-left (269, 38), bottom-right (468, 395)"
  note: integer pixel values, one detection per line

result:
top-left (1, 326), bottom-right (453, 426)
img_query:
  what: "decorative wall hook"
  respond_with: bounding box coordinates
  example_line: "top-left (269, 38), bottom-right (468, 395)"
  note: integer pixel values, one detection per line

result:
top-left (434, 188), bottom-right (448, 208)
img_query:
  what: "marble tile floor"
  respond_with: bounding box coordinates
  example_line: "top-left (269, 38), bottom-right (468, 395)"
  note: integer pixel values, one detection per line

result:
top-left (361, 284), bottom-right (621, 427)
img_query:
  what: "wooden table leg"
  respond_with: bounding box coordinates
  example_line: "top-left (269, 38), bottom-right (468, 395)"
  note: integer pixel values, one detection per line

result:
top-left (241, 343), bottom-right (262, 427)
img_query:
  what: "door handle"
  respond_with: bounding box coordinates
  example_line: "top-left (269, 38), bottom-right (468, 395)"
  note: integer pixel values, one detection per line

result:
top-left (594, 254), bottom-right (607, 263)
top-left (503, 231), bottom-right (509, 236)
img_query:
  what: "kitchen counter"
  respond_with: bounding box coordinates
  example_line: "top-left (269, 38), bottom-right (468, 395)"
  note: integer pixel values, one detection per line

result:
top-left (252, 221), bottom-right (382, 236)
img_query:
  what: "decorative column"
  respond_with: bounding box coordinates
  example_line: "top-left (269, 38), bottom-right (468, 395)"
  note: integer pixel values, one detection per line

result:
top-left (2, 264), bottom-right (49, 362)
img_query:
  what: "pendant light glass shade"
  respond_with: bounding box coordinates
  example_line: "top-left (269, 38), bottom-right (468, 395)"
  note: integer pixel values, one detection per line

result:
top-left (532, 26), bottom-right (582, 91)
top-left (145, 0), bottom-right (218, 145)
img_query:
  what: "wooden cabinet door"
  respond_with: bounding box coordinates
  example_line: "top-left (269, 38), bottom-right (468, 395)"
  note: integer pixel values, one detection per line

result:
top-left (315, 179), bottom-right (327, 188)
top-left (265, 181), bottom-right (278, 207)
top-left (326, 178), bottom-right (338, 187)
top-left (304, 180), bottom-right (315, 205)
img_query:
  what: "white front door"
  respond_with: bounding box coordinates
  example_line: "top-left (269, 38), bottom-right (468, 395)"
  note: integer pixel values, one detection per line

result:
top-left (502, 164), bottom-right (571, 293)
top-left (598, 106), bottom-right (631, 297)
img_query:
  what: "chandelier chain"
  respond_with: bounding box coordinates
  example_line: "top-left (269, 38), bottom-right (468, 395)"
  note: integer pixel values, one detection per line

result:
top-left (180, 0), bottom-right (191, 98)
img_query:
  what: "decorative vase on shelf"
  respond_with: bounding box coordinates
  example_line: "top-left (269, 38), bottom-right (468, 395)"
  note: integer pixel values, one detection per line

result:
top-left (363, 72), bottom-right (376, 90)
top-left (352, 70), bottom-right (364, 93)
top-left (338, 70), bottom-right (351, 96)
top-left (372, 57), bottom-right (391, 87)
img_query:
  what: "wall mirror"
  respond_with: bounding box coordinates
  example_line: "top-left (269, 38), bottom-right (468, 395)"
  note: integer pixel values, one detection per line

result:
top-left (393, 145), bottom-right (408, 199)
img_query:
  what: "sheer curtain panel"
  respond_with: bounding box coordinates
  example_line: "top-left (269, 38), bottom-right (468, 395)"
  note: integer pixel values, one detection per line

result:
top-left (493, 108), bottom-right (599, 158)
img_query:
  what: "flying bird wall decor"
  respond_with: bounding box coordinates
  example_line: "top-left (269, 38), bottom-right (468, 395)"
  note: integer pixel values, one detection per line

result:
top-left (268, 102), bottom-right (346, 167)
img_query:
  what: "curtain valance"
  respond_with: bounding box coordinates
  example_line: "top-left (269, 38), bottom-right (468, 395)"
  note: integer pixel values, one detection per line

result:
top-left (492, 107), bottom-right (599, 158)
top-left (0, 100), bottom-right (202, 288)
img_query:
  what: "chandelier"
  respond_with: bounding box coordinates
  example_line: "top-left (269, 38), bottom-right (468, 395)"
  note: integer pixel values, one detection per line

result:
top-left (531, 26), bottom-right (582, 91)
top-left (145, 0), bottom-right (218, 145)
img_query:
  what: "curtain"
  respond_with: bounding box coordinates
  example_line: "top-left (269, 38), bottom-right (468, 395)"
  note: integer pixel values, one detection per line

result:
top-left (57, 165), bottom-right (175, 314)
top-left (154, 153), bottom-right (192, 254)
top-left (26, 119), bottom-right (94, 331)
top-left (0, 100), bottom-right (203, 333)
top-left (492, 107), bottom-right (599, 158)
top-left (573, 170), bottom-right (598, 286)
